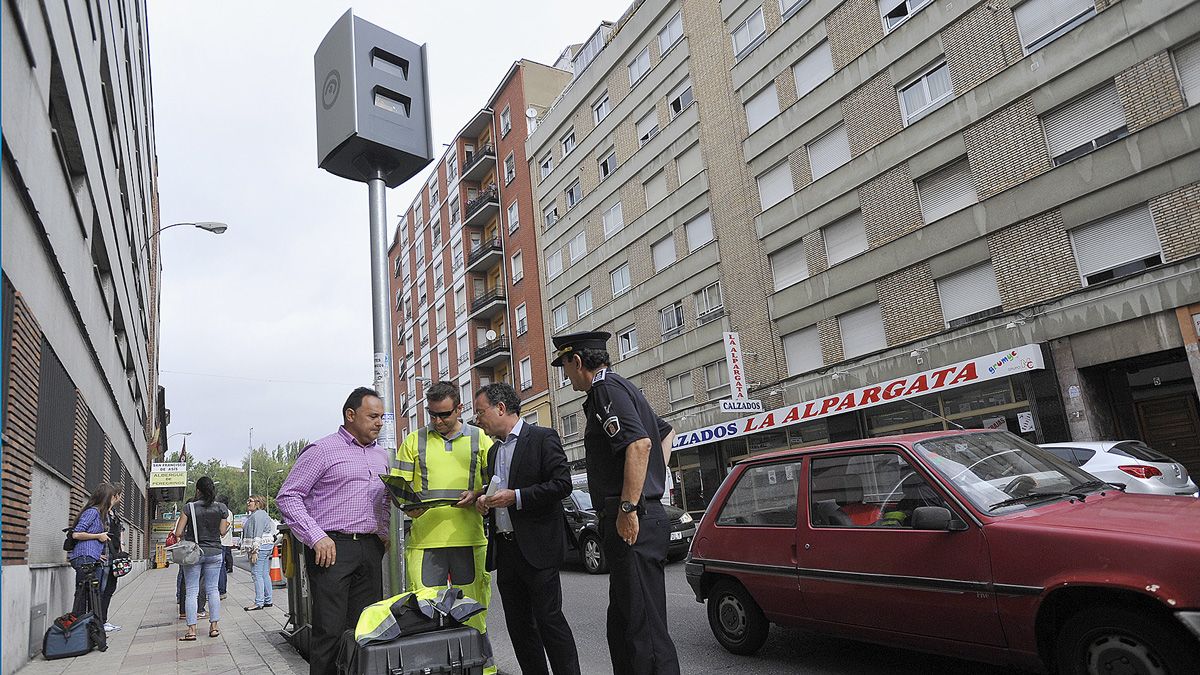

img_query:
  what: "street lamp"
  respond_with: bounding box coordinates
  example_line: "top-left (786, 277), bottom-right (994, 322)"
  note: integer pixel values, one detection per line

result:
top-left (140, 221), bottom-right (228, 256)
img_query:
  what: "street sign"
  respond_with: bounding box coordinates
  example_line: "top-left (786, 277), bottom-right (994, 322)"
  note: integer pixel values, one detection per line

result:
top-left (150, 462), bottom-right (187, 488)
top-left (720, 399), bottom-right (763, 413)
top-left (723, 332), bottom-right (749, 401)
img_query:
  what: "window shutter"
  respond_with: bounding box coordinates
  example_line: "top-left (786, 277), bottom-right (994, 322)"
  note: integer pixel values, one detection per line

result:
top-left (653, 237), bottom-right (676, 271)
top-left (677, 144), bottom-right (703, 183)
top-left (1070, 204), bottom-right (1160, 277)
top-left (918, 160), bottom-right (978, 222)
top-left (793, 40), bottom-right (834, 98)
top-left (1014, 0), bottom-right (1094, 50)
top-left (771, 240), bottom-right (809, 290)
top-left (757, 162), bottom-right (793, 210)
top-left (783, 326), bottom-right (823, 375)
top-left (937, 261), bottom-right (1003, 322)
top-left (839, 303), bottom-right (886, 358)
top-left (645, 171), bottom-right (668, 206)
top-left (1176, 40), bottom-right (1200, 106)
top-left (686, 211), bottom-right (714, 251)
top-left (1043, 84), bottom-right (1125, 158)
top-left (808, 122), bottom-right (851, 180)
top-left (745, 83), bottom-right (780, 133)
top-left (823, 211), bottom-right (867, 265)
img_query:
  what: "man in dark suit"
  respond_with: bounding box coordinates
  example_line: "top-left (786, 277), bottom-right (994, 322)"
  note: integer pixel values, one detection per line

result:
top-left (473, 383), bottom-right (581, 675)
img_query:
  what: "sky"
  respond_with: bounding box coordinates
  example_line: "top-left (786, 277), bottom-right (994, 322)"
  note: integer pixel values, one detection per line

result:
top-left (149, 1), bottom-right (630, 466)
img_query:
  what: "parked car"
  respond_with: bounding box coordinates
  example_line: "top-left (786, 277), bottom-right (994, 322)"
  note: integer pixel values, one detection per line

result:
top-left (562, 488), bottom-right (695, 574)
top-left (685, 430), bottom-right (1200, 674)
top-left (1040, 440), bottom-right (1199, 497)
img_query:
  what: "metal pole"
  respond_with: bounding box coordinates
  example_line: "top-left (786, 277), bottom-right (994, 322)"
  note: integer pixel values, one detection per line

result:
top-left (249, 427), bottom-right (254, 499)
top-left (368, 174), bottom-right (403, 595)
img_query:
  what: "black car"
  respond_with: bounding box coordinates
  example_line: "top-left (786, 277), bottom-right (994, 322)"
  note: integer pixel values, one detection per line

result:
top-left (561, 489), bottom-right (696, 574)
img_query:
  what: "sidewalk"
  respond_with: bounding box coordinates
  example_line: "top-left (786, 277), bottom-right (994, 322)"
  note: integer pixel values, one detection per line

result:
top-left (17, 564), bottom-right (309, 675)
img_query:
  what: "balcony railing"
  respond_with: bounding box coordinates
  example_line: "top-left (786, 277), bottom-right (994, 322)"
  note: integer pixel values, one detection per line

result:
top-left (474, 337), bottom-right (511, 362)
top-left (463, 185), bottom-right (500, 227)
top-left (470, 287), bottom-right (506, 314)
top-left (466, 237), bottom-right (503, 269)
top-left (463, 144), bottom-right (496, 181)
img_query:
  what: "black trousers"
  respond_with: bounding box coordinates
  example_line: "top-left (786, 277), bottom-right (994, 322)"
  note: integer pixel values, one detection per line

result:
top-left (100, 568), bottom-right (117, 622)
top-left (494, 536), bottom-right (581, 675)
top-left (600, 503), bottom-right (680, 675)
top-left (305, 534), bottom-right (384, 675)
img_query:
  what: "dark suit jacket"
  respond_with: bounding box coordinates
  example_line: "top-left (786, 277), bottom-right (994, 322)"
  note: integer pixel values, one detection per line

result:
top-left (484, 423), bottom-right (573, 571)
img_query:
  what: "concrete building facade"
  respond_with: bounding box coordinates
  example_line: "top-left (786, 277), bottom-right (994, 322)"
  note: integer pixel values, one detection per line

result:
top-left (2, 0), bottom-right (161, 668)
top-left (529, 0), bottom-right (1200, 513)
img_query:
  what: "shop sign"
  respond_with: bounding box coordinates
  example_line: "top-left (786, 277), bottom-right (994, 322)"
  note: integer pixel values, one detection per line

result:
top-left (149, 462), bottom-right (187, 488)
top-left (720, 399), bottom-right (763, 413)
top-left (672, 344), bottom-right (1045, 450)
top-left (723, 332), bottom-right (749, 401)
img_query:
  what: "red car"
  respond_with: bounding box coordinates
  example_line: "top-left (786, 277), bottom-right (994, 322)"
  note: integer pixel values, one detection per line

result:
top-left (685, 430), bottom-right (1200, 674)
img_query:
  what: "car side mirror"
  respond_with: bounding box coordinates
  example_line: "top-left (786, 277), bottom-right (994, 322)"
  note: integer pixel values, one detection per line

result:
top-left (912, 506), bottom-right (966, 531)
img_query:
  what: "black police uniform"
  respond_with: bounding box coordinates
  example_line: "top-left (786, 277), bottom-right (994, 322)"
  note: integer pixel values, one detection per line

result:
top-left (583, 367), bottom-right (680, 675)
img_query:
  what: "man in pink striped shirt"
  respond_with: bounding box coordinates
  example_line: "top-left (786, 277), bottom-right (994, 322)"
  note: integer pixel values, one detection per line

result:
top-left (278, 387), bottom-right (391, 675)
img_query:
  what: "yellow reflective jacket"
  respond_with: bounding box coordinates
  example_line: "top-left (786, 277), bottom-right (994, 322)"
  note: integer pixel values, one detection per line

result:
top-left (394, 424), bottom-right (493, 548)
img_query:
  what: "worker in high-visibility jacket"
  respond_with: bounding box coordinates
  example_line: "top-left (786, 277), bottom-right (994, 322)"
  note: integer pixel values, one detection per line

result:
top-left (394, 382), bottom-right (496, 673)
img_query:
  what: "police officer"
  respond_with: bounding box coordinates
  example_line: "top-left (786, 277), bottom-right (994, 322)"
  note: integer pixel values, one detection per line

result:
top-left (552, 331), bottom-right (680, 675)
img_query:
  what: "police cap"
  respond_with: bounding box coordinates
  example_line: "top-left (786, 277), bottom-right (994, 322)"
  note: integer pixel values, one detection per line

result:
top-left (551, 330), bottom-right (611, 367)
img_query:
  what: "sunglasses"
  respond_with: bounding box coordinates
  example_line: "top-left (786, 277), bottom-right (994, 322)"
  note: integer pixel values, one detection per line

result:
top-left (428, 408), bottom-right (458, 420)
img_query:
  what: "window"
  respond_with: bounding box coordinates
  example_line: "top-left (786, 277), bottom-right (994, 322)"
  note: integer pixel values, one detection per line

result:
top-left (603, 202), bottom-right (625, 237)
top-left (522, 411), bottom-right (538, 426)
top-left (438, 347), bottom-right (450, 378)
top-left (519, 357), bottom-right (533, 390)
top-left (460, 383), bottom-right (473, 414)
top-left (458, 333), bottom-right (470, 363)
top-left (677, 144), bottom-right (703, 183)
top-left (598, 149), bottom-right (617, 180)
top-left (511, 250), bottom-right (524, 282)
top-left (454, 286), bottom-right (466, 317)
top-left (1014, 0), bottom-right (1095, 53)
top-left (629, 47), bottom-right (651, 85)
top-left (658, 11), bottom-right (683, 54)
top-left (617, 326), bottom-right (639, 357)
top-left (731, 7), bottom-right (766, 57)
top-left (695, 281), bottom-right (723, 320)
top-left (34, 343), bottom-right (76, 477)
top-left (1070, 204), bottom-right (1162, 286)
top-left (553, 304), bottom-right (569, 332)
top-left (780, 0), bottom-right (807, 17)
top-left (880, 0), bottom-right (933, 32)
top-left (685, 211), bottom-right (714, 251)
top-left (515, 303), bottom-right (528, 335)
top-left (431, 220), bottom-right (442, 247)
top-left (568, 231), bottom-right (587, 262)
top-left (559, 367), bottom-right (571, 388)
top-left (500, 105), bottom-right (512, 136)
top-left (660, 302), bottom-right (685, 337)
top-left (823, 211), bottom-right (868, 265)
top-left (539, 153), bottom-right (554, 179)
top-left (669, 79), bottom-right (694, 118)
top-left (644, 171), bottom-right (668, 207)
top-left (757, 162), bottom-right (793, 210)
top-left (566, 180), bottom-right (582, 210)
top-left (450, 198), bottom-right (461, 226)
top-left (705, 361), bottom-right (729, 391)
top-left (576, 287), bottom-right (594, 317)
top-left (562, 412), bottom-right (580, 437)
top-left (811, 452), bottom-right (947, 527)
top-left (637, 110), bottom-right (660, 146)
top-left (745, 83), bottom-right (780, 132)
top-left (807, 122), bottom-right (851, 180)
top-left (839, 303), bottom-right (886, 358)
top-left (547, 249), bottom-right (564, 279)
top-left (793, 40), bottom-right (834, 98)
top-left (433, 261), bottom-right (444, 290)
top-left (504, 152), bottom-right (516, 184)
top-left (429, 178), bottom-right (439, 206)
top-left (899, 61), bottom-right (952, 124)
top-left (611, 263), bottom-right (632, 296)
top-left (771, 239), bottom-right (809, 290)
top-left (561, 128), bottom-right (576, 156)
top-left (507, 201), bottom-right (520, 232)
top-left (667, 372), bottom-right (692, 403)
top-left (652, 236), bottom-right (677, 271)
top-left (916, 159), bottom-right (977, 222)
top-left (937, 261), bottom-right (1003, 327)
top-left (452, 241), bottom-right (464, 271)
top-left (1042, 83), bottom-right (1128, 166)
top-left (447, 152), bottom-right (458, 183)
top-left (419, 318), bottom-right (429, 345)
top-left (544, 204), bottom-right (559, 228)
top-left (783, 326), bottom-right (822, 375)
top-left (1175, 40), bottom-right (1200, 106)
top-left (593, 92), bottom-right (611, 124)
top-left (716, 462), bottom-right (802, 527)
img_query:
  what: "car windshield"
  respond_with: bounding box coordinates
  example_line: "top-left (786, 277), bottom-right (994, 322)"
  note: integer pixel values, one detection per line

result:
top-left (914, 431), bottom-right (1098, 514)
top-left (573, 489), bottom-right (593, 511)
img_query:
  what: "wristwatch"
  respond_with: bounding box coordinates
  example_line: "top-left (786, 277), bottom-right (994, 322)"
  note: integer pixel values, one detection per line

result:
top-left (619, 500), bottom-right (638, 514)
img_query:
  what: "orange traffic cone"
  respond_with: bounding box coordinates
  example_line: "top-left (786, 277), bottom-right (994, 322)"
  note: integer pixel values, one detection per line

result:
top-left (269, 545), bottom-right (284, 587)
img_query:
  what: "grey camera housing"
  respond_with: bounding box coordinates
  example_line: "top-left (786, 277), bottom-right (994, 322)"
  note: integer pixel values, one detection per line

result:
top-left (315, 10), bottom-right (433, 187)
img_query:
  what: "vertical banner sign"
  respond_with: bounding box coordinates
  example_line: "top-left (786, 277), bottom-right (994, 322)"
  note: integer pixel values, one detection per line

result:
top-left (723, 332), bottom-right (748, 401)
top-left (374, 352), bottom-right (398, 449)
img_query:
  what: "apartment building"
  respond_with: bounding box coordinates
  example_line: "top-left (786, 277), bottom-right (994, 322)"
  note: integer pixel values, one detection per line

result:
top-left (2, 0), bottom-right (161, 667)
top-left (530, 0), bottom-right (1200, 515)
top-left (389, 60), bottom-right (572, 435)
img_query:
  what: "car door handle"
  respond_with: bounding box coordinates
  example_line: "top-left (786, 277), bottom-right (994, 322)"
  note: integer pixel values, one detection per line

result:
top-left (790, 543), bottom-right (797, 564)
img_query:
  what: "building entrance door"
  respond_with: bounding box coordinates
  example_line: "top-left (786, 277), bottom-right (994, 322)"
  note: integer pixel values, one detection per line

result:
top-left (1134, 394), bottom-right (1200, 480)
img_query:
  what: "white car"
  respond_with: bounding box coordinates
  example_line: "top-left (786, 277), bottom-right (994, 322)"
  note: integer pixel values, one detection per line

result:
top-left (1040, 440), bottom-right (1199, 497)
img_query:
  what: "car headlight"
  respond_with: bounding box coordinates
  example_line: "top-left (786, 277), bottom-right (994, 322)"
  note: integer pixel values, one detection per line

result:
top-left (678, 512), bottom-right (693, 524)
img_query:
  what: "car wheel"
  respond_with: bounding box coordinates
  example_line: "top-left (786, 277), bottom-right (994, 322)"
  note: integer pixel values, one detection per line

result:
top-left (580, 533), bottom-right (607, 574)
top-left (1054, 606), bottom-right (1200, 675)
top-left (707, 579), bottom-right (769, 656)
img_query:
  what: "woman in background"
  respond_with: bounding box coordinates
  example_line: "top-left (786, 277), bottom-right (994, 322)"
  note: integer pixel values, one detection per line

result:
top-left (241, 495), bottom-right (277, 611)
top-left (174, 476), bottom-right (228, 640)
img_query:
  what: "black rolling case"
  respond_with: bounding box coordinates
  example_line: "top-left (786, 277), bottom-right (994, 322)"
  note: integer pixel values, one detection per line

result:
top-left (44, 562), bottom-right (108, 659)
top-left (336, 625), bottom-right (488, 675)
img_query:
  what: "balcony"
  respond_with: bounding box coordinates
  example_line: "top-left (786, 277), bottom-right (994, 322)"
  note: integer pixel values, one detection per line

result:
top-left (469, 287), bottom-right (507, 320)
top-left (465, 236), bottom-right (503, 273)
top-left (463, 185), bottom-right (500, 227)
top-left (462, 144), bottom-right (496, 182)
top-left (473, 337), bottom-right (511, 369)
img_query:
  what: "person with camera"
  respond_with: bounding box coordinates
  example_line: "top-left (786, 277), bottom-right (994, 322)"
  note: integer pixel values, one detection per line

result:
top-left (67, 483), bottom-right (120, 616)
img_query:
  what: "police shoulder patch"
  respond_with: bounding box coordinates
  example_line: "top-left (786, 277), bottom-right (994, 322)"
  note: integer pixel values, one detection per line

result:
top-left (603, 416), bottom-right (621, 438)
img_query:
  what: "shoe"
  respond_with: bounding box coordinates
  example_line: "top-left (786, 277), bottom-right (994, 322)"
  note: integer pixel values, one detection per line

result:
top-left (197, 611), bottom-right (207, 619)
top-left (262, 602), bottom-right (273, 608)
top-left (244, 605), bottom-right (263, 611)
top-left (220, 594), bottom-right (227, 600)
top-left (103, 622), bottom-right (121, 632)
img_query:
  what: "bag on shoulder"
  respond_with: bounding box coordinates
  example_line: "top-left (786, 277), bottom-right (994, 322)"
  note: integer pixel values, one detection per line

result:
top-left (165, 502), bottom-right (202, 565)
top-left (110, 551), bottom-right (133, 578)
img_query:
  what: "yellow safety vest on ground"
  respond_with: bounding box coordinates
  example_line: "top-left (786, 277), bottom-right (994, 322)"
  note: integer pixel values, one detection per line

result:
top-left (394, 424), bottom-right (493, 548)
